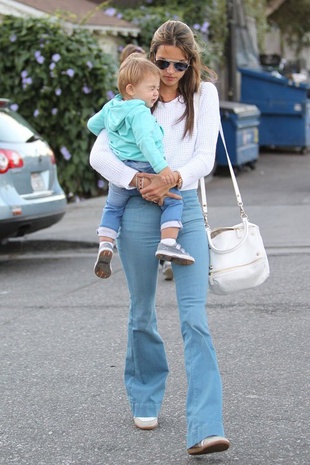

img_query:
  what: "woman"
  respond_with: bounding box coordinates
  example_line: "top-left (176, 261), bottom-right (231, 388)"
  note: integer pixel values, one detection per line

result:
top-left (89, 20), bottom-right (230, 456)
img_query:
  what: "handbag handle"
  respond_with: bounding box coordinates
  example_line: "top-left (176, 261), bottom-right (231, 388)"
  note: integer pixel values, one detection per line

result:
top-left (206, 217), bottom-right (250, 253)
top-left (200, 121), bottom-right (250, 253)
top-left (200, 122), bottom-right (248, 229)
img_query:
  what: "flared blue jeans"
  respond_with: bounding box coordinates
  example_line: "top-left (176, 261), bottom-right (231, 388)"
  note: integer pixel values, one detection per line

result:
top-left (117, 189), bottom-right (225, 448)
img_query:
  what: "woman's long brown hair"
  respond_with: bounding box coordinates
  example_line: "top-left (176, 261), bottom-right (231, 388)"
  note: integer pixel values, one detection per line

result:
top-left (149, 20), bottom-right (217, 138)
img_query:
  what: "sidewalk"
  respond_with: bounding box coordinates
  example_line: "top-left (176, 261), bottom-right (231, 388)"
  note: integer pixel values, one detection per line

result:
top-left (29, 151), bottom-right (310, 253)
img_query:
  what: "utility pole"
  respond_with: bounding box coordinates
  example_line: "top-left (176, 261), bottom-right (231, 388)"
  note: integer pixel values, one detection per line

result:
top-left (226, 0), bottom-right (237, 101)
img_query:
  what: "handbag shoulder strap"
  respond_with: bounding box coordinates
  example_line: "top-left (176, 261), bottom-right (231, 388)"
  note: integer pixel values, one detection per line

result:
top-left (218, 123), bottom-right (244, 210)
top-left (200, 121), bottom-right (248, 227)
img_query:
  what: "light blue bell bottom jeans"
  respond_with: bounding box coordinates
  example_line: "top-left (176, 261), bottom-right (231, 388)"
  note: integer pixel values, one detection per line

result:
top-left (116, 189), bottom-right (225, 449)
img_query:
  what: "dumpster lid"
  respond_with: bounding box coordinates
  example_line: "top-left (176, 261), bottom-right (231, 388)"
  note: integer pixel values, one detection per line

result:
top-left (220, 101), bottom-right (260, 116)
top-left (239, 67), bottom-right (310, 90)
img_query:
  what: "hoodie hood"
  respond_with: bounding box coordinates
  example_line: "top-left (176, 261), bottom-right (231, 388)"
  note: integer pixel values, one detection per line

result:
top-left (103, 94), bottom-right (146, 132)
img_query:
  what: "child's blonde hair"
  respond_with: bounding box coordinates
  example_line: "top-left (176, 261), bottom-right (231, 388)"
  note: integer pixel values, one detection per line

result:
top-left (117, 53), bottom-right (160, 97)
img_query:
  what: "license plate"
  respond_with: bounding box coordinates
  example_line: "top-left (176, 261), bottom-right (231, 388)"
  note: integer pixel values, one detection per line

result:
top-left (31, 172), bottom-right (45, 191)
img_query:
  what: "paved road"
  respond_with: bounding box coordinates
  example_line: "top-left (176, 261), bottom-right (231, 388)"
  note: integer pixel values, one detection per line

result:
top-left (0, 151), bottom-right (309, 464)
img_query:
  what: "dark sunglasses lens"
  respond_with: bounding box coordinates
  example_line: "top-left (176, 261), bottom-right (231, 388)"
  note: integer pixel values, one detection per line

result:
top-left (155, 60), bottom-right (189, 72)
top-left (174, 62), bottom-right (189, 71)
top-left (155, 60), bottom-right (170, 70)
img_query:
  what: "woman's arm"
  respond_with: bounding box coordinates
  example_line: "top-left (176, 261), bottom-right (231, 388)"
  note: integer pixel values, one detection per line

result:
top-left (89, 129), bottom-right (137, 189)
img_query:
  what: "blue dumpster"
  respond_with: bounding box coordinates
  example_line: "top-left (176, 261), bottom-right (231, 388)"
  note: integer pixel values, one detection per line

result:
top-left (240, 67), bottom-right (310, 151)
top-left (216, 101), bottom-right (260, 168)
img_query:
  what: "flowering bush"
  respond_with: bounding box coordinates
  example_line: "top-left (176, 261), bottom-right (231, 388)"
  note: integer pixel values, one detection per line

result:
top-left (0, 15), bottom-right (118, 198)
top-left (108, 0), bottom-right (228, 70)
top-left (112, 0), bottom-right (270, 71)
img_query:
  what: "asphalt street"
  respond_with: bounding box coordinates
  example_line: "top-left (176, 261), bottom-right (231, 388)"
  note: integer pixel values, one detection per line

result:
top-left (0, 151), bottom-right (309, 465)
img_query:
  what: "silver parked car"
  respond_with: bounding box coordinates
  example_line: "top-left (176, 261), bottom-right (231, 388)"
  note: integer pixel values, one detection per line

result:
top-left (0, 99), bottom-right (66, 241)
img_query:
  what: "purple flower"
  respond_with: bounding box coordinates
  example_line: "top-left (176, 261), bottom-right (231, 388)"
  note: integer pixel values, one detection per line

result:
top-left (51, 108), bottom-right (58, 115)
top-left (106, 90), bottom-right (115, 100)
top-left (82, 86), bottom-right (92, 94)
top-left (104, 7), bottom-right (116, 16)
top-left (10, 103), bottom-right (19, 111)
top-left (10, 34), bottom-right (17, 42)
top-left (97, 179), bottom-right (107, 189)
top-left (22, 76), bottom-right (33, 89)
top-left (50, 62), bottom-right (56, 70)
top-left (55, 88), bottom-right (62, 96)
top-left (21, 70), bottom-right (28, 78)
top-left (201, 21), bottom-right (210, 34)
top-left (60, 146), bottom-right (72, 161)
top-left (33, 109), bottom-right (40, 118)
top-left (34, 51), bottom-right (45, 64)
top-left (52, 53), bottom-right (61, 62)
top-left (193, 24), bottom-right (200, 30)
top-left (65, 68), bottom-right (75, 77)
top-left (86, 61), bottom-right (93, 69)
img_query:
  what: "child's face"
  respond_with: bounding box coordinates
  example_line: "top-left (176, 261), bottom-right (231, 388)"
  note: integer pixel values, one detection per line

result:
top-left (130, 72), bottom-right (160, 108)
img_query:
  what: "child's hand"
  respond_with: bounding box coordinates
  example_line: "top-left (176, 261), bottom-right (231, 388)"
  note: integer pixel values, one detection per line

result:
top-left (160, 167), bottom-right (176, 185)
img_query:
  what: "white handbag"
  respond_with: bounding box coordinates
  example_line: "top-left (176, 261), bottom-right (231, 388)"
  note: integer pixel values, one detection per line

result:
top-left (200, 124), bottom-right (270, 295)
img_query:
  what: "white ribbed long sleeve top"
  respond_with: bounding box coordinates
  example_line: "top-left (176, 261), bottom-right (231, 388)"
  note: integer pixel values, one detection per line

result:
top-left (89, 81), bottom-right (220, 191)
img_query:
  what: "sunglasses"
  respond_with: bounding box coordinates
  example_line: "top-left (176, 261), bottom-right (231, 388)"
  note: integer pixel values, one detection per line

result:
top-left (155, 59), bottom-right (190, 72)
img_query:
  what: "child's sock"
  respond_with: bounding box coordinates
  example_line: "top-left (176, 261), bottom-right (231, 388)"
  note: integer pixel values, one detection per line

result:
top-left (161, 238), bottom-right (176, 246)
top-left (99, 241), bottom-right (114, 250)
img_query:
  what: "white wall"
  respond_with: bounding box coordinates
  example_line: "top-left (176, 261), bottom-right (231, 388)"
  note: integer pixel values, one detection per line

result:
top-left (264, 28), bottom-right (310, 75)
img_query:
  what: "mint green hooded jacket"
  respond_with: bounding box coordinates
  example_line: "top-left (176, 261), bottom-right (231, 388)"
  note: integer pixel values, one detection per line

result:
top-left (87, 94), bottom-right (168, 173)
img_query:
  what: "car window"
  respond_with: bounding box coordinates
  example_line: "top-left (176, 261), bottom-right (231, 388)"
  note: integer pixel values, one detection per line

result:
top-left (0, 109), bottom-right (41, 143)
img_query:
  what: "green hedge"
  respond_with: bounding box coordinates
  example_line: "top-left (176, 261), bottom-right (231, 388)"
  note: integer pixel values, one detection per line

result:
top-left (0, 15), bottom-right (118, 199)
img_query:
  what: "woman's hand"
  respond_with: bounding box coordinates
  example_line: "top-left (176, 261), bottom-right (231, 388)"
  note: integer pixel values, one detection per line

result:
top-left (159, 167), bottom-right (176, 185)
top-left (137, 172), bottom-right (181, 205)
